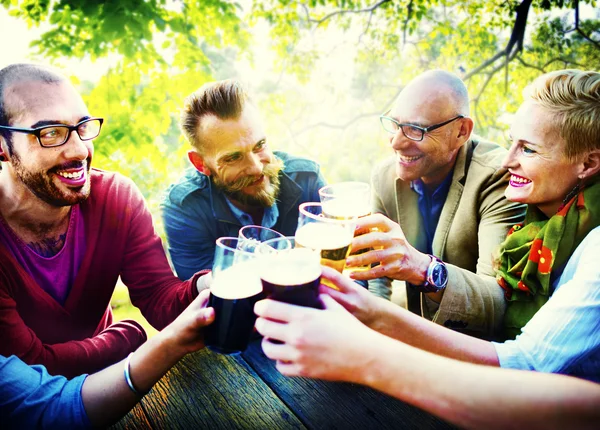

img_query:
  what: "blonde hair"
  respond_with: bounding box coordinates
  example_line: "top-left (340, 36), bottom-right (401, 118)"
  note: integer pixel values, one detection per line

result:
top-left (526, 69), bottom-right (600, 161)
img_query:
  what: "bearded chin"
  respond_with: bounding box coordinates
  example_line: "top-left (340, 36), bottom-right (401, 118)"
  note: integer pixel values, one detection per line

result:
top-left (212, 158), bottom-right (283, 208)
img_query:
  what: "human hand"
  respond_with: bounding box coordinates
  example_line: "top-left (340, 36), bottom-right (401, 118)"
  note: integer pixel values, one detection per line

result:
top-left (345, 213), bottom-right (430, 284)
top-left (254, 294), bottom-right (375, 382)
top-left (319, 266), bottom-right (382, 329)
top-left (159, 289), bottom-right (215, 356)
top-left (196, 271), bottom-right (213, 294)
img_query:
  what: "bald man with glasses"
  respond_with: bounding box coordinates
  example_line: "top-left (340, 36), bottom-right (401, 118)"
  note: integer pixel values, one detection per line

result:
top-left (345, 70), bottom-right (525, 338)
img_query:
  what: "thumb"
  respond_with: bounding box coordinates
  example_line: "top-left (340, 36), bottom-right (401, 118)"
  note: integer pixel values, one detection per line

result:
top-left (198, 288), bottom-right (211, 307)
top-left (197, 306), bottom-right (215, 327)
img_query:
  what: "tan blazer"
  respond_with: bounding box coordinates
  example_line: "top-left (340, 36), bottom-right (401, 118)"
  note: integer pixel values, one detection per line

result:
top-left (369, 138), bottom-right (526, 336)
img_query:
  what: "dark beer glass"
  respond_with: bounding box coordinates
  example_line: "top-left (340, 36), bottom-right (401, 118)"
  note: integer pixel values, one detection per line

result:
top-left (257, 237), bottom-right (323, 309)
top-left (205, 238), bottom-right (262, 355)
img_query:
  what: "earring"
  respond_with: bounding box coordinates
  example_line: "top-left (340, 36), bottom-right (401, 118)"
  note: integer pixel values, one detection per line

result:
top-left (561, 179), bottom-right (582, 207)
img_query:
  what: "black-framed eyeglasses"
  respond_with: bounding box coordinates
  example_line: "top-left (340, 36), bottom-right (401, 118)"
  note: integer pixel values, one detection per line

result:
top-left (0, 117), bottom-right (104, 148)
top-left (379, 112), bottom-right (464, 142)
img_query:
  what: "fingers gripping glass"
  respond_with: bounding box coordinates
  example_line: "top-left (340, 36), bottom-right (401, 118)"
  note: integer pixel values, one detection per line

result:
top-left (379, 112), bottom-right (464, 141)
top-left (0, 117), bottom-right (104, 148)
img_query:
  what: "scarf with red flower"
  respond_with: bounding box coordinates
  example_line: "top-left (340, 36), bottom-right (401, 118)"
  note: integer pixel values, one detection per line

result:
top-left (496, 179), bottom-right (600, 340)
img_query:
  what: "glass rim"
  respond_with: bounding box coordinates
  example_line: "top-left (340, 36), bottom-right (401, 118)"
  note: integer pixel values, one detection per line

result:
top-left (238, 224), bottom-right (285, 238)
top-left (298, 202), bottom-right (358, 223)
top-left (255, 235), bottom-right (295, 254)
top-left (318, 182), bottom-right (370, 199)
top-left (215, 236), bottom-right (256, 257)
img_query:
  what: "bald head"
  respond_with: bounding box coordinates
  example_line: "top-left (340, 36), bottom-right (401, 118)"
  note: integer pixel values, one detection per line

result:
top-left (0, 64), bottom-right (67, 135)
top-left (397, 70), bottom-right (470, 119)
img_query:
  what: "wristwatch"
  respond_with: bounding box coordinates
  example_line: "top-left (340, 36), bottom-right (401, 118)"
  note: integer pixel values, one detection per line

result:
top-left (412, 255), bottom-right (448, 293)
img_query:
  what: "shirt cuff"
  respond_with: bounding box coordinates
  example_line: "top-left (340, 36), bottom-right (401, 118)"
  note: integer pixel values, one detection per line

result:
top-left (492, 340), bottom-right (534, 371)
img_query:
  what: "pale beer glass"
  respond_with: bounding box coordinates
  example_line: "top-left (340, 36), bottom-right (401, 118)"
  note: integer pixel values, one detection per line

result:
top-left (319, 182), bottom-right (372, 273)
top-left (237, 225), bottom-right (285, 253)
top-left (295, 203), bottom-right (356, 288)
top-left (205, 237), bottom-right (263, 355)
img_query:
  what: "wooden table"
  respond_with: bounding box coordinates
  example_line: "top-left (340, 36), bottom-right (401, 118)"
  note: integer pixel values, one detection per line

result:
top-left (111, 340), bottom-right (456, 429)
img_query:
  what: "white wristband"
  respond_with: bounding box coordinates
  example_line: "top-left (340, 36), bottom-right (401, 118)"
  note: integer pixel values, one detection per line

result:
top-left (123, 352), bottom-right (145, 396)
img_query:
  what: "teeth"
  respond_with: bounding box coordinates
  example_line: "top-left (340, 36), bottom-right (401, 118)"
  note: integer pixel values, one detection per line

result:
top-left (511, 175), bottom-right (531, 184)
top-left (398, 154), bottom-right (421, 162)
top-left (57, 170), bottom-right (84, 180)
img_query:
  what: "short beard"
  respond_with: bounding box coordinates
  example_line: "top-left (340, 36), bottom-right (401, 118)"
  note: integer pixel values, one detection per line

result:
top-left (211, 157), bottom-right (284, 208)
top-left (11, 149), bottom-right (92, 207)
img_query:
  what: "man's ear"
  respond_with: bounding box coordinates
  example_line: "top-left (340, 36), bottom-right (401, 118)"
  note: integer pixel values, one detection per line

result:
top-left (580, 150), bottom-right (600, 181)
top-left (0, 136), bottom-right (9, 163)
top-left (188, 150), bottom-right (211, 176)
top-left (457, 117), bottom-right (474, 142)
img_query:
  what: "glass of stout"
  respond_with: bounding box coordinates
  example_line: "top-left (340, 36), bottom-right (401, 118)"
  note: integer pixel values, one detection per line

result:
top-left (205, 237), bottom-right (263, 355)
top-left (256, 236), bottom-right (323, 309)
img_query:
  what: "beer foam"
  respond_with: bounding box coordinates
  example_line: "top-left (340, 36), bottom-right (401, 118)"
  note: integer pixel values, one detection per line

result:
top-left (296, 222), bottom-right (353, 250)
top-left (260, 248), bottom-right (321, 285)
top-left (322, 199), bottom-right (370, 219)
top-left (211, 261), bottom-right (263, 299)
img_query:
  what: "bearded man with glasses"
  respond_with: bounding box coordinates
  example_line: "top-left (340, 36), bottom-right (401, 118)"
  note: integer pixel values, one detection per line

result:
top-left (346, 70), bottom-right (525, 338)
top-left (0, 64), bottom-right (213, 378)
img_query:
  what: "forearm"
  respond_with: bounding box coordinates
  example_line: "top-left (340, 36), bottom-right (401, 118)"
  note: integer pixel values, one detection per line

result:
top-left (368, 298), bottom-right (499, 365)
top-left (357, 333), bottom-right (600, 430)
top-left (82, 333), bottom-right (186, 427)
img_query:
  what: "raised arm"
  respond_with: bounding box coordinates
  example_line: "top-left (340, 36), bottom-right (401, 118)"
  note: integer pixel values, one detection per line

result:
top-left (1, 290), bottom-right (215, 429)
top-left (254, 288), bottom-right (600, 430)
top-left (0, 288), bottom-right (147, 378)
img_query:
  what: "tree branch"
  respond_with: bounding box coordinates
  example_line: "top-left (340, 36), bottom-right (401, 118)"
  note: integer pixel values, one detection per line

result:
top-left (515, 55), bottom-right (545, 73)
top-left (564, 0), bottom-right (600, 48)
top-left (403, 0), bottom-right (414, 49)
top-left (358, 8), bottom-right (377, 44)
top-left (292, 85), bottom-right (403, 137)
top-left (463, 0), bottom-right (533, 81)
top-left (306, 0), bottom-right (391, 27)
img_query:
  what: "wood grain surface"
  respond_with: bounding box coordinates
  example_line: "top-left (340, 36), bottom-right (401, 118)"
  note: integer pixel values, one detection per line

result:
top-left (242, 340), bottom-right (455, 430)
top-left (112, 340), bottom-right (455, 429)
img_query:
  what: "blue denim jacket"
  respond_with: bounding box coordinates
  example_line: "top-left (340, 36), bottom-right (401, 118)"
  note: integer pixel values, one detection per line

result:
top-left (162, 151), bottom-right (326, 279)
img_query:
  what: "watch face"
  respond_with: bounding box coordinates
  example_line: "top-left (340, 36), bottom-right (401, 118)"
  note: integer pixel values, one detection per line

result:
top-left (431, 263), bottom-right (448, 286)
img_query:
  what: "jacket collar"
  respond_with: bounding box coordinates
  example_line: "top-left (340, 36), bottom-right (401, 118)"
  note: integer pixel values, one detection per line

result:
top-left (395, 139), bottom-right (474, 255)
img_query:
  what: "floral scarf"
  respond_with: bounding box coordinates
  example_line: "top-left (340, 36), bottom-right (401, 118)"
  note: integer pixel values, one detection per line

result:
top-left (496, 179), bottom-right (600, 340)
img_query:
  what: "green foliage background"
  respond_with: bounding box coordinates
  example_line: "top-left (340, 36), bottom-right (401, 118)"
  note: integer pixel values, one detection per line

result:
top-left (2, 0), bottom-right (598, 328)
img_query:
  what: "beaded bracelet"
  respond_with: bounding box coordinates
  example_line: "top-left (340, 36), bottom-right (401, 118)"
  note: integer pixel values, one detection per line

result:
top-left (123, 352), bottom-right (146, 396)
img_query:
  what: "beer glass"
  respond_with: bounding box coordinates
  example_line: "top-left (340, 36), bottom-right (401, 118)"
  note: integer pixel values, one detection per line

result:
top-left (295, 202), bottom-right (356, 281)
top-left (237, 225), bottom-right (285, 253)
top-left (319, 182), bottom-right (372, 273)
top-left (205, 237), bottom-right (263, 355)
top-left (257, 236), bottom-right (322, 309)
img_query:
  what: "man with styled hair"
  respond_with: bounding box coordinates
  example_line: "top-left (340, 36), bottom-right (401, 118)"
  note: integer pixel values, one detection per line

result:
top-left (162, 80), bottom-right (326, 278)
top-left (0, 63), bottom-right (211, 377)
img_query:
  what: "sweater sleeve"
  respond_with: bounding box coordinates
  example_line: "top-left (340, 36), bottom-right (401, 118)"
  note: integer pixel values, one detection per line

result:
top-left (0, 288), bottom-right (146, 378)
top-left (118, 178), bottom-right (201, 330)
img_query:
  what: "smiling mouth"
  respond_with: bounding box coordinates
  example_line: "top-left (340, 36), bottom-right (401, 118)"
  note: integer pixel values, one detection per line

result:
top-left (57, 170), bottom-right (84, 180)
top-left (397, 154), bottom-right (423, 163)
top-left (249, 175), bottom-right (265, 186)
top-left (510, 174), bottom-right (532, 187)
